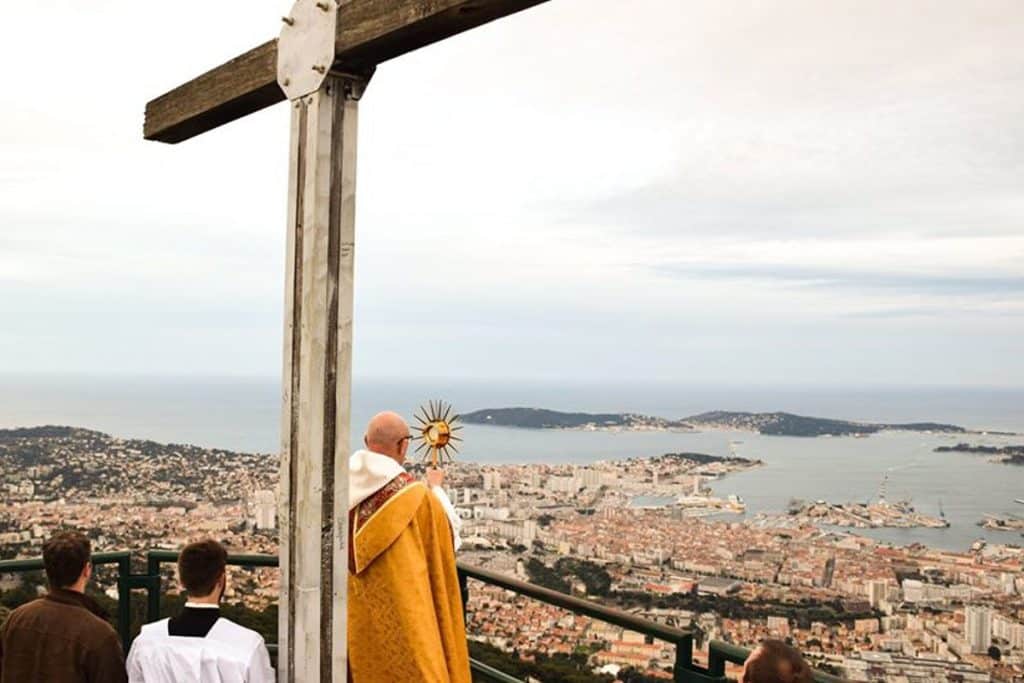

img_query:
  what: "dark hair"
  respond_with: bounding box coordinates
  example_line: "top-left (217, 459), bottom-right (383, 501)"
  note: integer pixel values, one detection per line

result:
top-left (741, 640), bottom-right (813, 683)
top-left (42, 532), bottom-right (91, 589)
top-left (178, 539), bottom-right (228, 597)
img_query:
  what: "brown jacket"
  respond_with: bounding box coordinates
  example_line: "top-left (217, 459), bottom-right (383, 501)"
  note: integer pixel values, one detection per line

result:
top-left (0, 589), bottom-right (127, 683)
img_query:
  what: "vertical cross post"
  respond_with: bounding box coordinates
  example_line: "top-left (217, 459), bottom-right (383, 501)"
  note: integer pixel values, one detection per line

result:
top-left (278, 70), bottom-right (367, 683)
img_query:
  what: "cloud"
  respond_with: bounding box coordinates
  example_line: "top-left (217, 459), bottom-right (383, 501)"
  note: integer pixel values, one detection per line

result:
top-left (844, 305), bottom-right (1024, 320)
top-left (653, 263), bottom-right (1024, 297)
top-left (577, 180), bottom-right (1024, 239)
top-left (0, 0), bottom-right (1022, 385)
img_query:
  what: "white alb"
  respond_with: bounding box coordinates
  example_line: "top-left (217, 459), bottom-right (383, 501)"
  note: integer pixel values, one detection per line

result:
top-left (126, 617), bottom-right (275, 683)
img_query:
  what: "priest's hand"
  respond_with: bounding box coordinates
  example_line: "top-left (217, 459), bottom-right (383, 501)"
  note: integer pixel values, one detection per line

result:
top-left (426, 467), bottom-right (445, 488)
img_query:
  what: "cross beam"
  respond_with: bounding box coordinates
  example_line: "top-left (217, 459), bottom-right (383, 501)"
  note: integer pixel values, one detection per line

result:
top-left (144, 1), bottom-right (552, 680)
top-left (144, 0), bottom-right (548, 143)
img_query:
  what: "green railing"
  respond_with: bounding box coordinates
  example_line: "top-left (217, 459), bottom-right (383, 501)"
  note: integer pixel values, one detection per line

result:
top-left (0, 550), bottom-right (844, 682)
top-left (0, 550), bottom-right (134, 649)
top-left (144, 549), bottom-right (278, 627)
top-left (458, 563), bottom-right (694, 681)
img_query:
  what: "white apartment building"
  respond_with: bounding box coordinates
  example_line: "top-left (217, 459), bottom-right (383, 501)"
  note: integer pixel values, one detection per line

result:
top-left (965, 605), bottom-right (993, 654)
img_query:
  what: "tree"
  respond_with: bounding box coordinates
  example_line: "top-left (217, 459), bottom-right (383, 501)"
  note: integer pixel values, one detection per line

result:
top-left (526, 558), bottom-right (570, 594)
top-left (618, 669), bottom-right (664, 683)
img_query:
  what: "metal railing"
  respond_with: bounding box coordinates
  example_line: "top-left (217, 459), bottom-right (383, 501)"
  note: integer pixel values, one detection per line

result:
top-left (0, 550), bottom-right (844, 682)
top-left (0, 550), bottom-right (134, 646)
top-left (144, 549), bottom-right (278, 626)
top-left (458, 562), bottom-right (694, 680)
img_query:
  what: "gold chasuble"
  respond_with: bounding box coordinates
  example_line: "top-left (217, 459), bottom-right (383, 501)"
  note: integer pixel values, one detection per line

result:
top-left (348, 450), bottom-right (471, 683)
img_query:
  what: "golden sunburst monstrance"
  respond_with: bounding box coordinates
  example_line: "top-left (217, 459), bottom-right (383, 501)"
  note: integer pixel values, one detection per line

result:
top-left (412, 400), bottom-right (462, 467)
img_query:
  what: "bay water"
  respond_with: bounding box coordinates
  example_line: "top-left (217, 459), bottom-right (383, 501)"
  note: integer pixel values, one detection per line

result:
top-left (1, 374), bottom-right (1021, 551)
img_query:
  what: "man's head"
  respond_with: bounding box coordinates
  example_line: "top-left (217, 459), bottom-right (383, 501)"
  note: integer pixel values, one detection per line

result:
top-left (364, 411), bottom-right (413, 464)
top-left (740, 640), bottom-right (813, 683)
top-left (42, 531), bottom-right (92, 592)
top-left (178, 539), bottom-right (228, 602)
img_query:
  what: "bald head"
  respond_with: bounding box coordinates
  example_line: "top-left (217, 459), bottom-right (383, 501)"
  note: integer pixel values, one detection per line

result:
top-left (740, 640), bottom-right (813, 683)
top-left (364, 411), bottom-right (412, 463)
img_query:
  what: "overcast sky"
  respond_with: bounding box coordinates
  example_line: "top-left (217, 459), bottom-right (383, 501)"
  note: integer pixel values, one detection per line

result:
top-left (1, 0), bottom-right (1022, 386)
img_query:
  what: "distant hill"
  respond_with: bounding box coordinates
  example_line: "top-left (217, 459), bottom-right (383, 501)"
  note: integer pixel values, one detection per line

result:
top-left (461, 407), bottom-right (690, 430)
top-left (0, 425), bottom-right (273, 502)
top-left (655, 452), bottom-right (761, 466)
top-left (462, 407), bottom-right (966, 437)
top-left (683, 411), bottom-right (965, 437)
top-left (935, 443), bottom-right (1024, 465)
top-left (0, 425), bottom-right (107, 440)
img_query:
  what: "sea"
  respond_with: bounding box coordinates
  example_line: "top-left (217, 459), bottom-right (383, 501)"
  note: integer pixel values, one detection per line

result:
top-left (1, 374), bottom-right (1022, 552)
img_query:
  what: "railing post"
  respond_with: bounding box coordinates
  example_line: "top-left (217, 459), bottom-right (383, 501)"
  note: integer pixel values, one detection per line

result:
top-left (116, 554), bottom-right (132, 649)
top-left (145, 552), bottom-right (163, 623)
top-left (674, 634), bottom-right (694, 681)
top-left (707, 646), bottom-right (726, 676)
top-left (458, 567), bottom-right (469, 624)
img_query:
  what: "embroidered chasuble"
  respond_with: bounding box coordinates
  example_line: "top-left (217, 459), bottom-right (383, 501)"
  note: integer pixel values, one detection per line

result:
top-left (348, 450), bottom-right (471, 683)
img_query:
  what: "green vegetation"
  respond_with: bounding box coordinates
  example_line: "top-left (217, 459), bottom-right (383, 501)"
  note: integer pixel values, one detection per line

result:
top-left (523, 554), bottom-right (869, 635)
top-left (657, 452), bottom-right (756, 466)
top-left (685, 411), bottom-right (964, 437)
top-left (936, 443), bottom-right (1024, 465)
top-left (555, 558), bottom-right (613, 597)
top-left (0, 572), bottom-right (44, 615)
top-left (462, 408), bottom-right (687, 430)
top-left (0, 426), bottom-right (105, 440)
top-left (460, 407), bottom-right (967, 436)
top-left (613, 591), bottom-right (879, 629)
top-left (526, 557), bottom-right (571, 593)
top-left (525, 557), bottom-right (612, 597)
top-left (469, 641), bottom-right (613, 683)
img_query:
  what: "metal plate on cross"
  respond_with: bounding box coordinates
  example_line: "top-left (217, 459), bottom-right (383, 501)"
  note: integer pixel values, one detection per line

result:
top-left (277, 0), bottom-right (337, 100)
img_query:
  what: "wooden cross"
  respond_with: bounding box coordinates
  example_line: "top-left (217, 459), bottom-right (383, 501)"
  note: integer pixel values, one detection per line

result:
top-left (143, 2), bottom-right (549, 681)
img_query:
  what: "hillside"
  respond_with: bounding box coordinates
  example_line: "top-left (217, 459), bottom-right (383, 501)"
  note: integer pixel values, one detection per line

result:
top-left (0, 425), bottom-right (275, 502)
top-left (935, 443), bottom-right (1024, 465)
top-left (462, 408), bottom-right (966, 437)
top-left (683, 411), bottom-right (965, 437)
top-left (461, 407), bottom-right (690, 430)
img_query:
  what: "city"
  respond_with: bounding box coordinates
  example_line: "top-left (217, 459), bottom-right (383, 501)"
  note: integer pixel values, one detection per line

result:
top-left (2, 3), bottom-right (1022, 681)
top-left (1, 426), bottom-right (1022, 680)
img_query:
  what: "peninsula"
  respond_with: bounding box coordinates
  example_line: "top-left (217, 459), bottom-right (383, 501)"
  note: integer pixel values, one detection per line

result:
top-left (461, 408), bottom-right (690, 431)
top-left (684, 411), bottom-right (964, 437)
top-left (463, 408), bottom-right (966, 437)
top-left (935, 443), bottom-right (1024, 466)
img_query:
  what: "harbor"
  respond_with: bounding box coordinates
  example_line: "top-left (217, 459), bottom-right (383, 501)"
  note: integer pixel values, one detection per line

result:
top-left (788, 499), bottom-right (950, 529)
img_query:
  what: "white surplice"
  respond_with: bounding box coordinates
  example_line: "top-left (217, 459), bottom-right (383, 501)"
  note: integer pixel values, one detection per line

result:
top-left (126, 617), bottom-right (275, 683)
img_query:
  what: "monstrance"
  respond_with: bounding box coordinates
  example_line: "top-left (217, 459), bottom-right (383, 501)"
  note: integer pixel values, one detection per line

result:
top-left (412, 400), bottom-right (462, 468)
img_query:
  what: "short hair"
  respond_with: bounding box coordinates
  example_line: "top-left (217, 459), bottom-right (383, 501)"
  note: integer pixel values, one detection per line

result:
top-left (178, 539), bottom-right (227, 597)
top-left (742, 640), bottom-right (814, 683)
top-left (42, 532), bottom-right (91, 589)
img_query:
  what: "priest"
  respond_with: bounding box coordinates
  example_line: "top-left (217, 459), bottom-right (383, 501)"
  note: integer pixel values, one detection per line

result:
top-left (348, 411), bottom-right (470, 682)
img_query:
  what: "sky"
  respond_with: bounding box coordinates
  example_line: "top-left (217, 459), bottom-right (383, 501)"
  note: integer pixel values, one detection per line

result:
top-left (1, 0), bottom-right (1022, 387)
